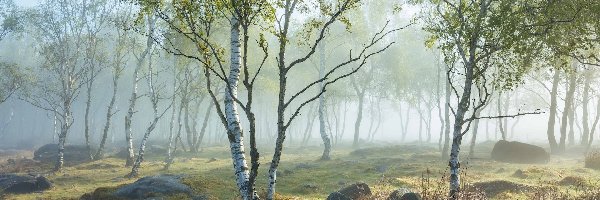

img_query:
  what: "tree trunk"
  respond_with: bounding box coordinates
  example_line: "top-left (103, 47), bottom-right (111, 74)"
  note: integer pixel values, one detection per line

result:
top-left (568, 99), bottom-right (576, 146)
top-left (402, 105), bottom-right (410, 142)
top-left (369, 100), bottom-right (382, 142)
top-left (582, 70), bottom-right (591, 145)
top-left (165, 99), bottom-right (183, 170)
top-left (54, 107), bottom-right (71, 172)
top-left (503, 94), bottom-right (509, 138)
top-left (225, 14), bottom-right (252, 200)
top-left (128, 32), bottom-right (166, 178)
top-left (192, 101), bottom-right (213, 152)
top-left (301, 103), bottom-right (316, 146)
top-left (164, 60), bottom-right (179, 169)
top-left (367, 98), bottom-right (375, 142)
top-left (426, 105), bottom-right (432, 143)
top-left (436, 57), bottom-right (445, 150)
top-left (510, 117), bottom-right (521, 139)
top-left (418, 107), bottom-right (423, 143)
top-left (94, 72), bottom-right (119, 160)
top-left (497, 94), bottom-right (506, 140)
top-left (560, 68), bottom-right (577, 152)
top-left (318, 41), bottom-right (331, 160)
top-left (485, 113), bottom-right (490, 140)
top-left (184, 100), bottom-right (195, 151)
top-left (547, 69), bottom-right (560, 154)
top-left (442, 64), bottom-right (451, 160)
top-left (353, 91), bottom-right (365, 148)
top-left (55, 128), bottom-right (67, 172)
top-left (124, 16), bottom-right (155, 166)
top-left (469, 108), bottom-right (484, 157)
top-left (587, 97), bottom-right (600, 151)
top-left (84, 77), bottom-right (94, 160)
top-left (448, 61), bottom-right (474, 197)
top-left (338, 100), bottom-right (348, 144)
top-left (128, 112), bottom-right (160, 178)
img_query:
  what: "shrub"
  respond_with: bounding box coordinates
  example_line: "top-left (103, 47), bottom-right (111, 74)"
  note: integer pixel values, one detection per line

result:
top-left (585, 150), bottom-right (600, 170)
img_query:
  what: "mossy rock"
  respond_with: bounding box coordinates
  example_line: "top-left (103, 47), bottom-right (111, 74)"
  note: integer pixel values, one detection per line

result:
top-left (472, 180), bottom-right (530, 197)
top-left (81, 175), bottom-right (209, 200)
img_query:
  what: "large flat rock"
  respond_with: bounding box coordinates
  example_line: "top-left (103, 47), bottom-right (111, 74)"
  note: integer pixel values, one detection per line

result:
top-left (0, 174), bottom-right (52, 194)
top-left (491, 140), bottom-right (549, 164)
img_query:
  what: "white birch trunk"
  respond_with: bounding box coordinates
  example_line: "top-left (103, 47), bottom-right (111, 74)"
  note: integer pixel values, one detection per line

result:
top-left (55, 103), bottom-right (71, 172)
top-left (124, 16), bottom-right (155, 166)
top-left (226, 13), bottom-right (251, 200)
top-left (318, 42), bottom-right (331, 160)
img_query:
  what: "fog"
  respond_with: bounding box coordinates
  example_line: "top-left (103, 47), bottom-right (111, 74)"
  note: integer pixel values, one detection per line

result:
top-left (0, 0), bottom-right (599, 199)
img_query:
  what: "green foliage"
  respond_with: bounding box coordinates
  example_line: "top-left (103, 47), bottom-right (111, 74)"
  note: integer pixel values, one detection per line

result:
top-left (0, 0), bottom-right (22, 39)
top-left (0, 62), bottom-right (31, 103)
top-left (425, 0), bottom-right (600, 91)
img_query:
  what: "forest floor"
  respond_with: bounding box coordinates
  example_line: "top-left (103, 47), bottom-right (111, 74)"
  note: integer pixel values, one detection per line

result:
top-left (1, 141), bottom-right (599, 199)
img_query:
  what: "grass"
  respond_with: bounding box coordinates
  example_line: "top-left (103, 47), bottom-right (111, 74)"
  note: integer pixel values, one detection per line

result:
top-left (1, 141), bottom-right (600, 199)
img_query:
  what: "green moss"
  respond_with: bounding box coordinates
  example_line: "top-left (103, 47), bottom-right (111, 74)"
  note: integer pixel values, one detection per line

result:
top-left (80, 186), bottom-right (126, 200)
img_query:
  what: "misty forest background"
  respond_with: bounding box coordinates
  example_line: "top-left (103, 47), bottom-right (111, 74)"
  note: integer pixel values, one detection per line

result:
top-left (1, 0), bottom-right (600, 199)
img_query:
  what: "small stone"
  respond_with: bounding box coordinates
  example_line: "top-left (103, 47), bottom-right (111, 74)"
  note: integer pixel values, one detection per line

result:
top-left (512, 169), bottom-right (527, 178)
top-left (387, 188), bottom-right (422, 200)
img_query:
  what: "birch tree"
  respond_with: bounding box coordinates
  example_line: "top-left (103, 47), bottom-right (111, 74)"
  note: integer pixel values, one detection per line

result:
top-left (25, 0), bottom-right (99, 172)
top-left (423, 0), bottom-right (566, 196)
top-left (123, 13), bottom-right (156, 167)
top-left (128, 39), bottom-right (172, 178)
top-left (94, 0), bottom-right (133, 159)
top-left (267, 0), bottom-right (402, 198)
top-left (81, 0), bottom-right (111, 160)
top-left (143, 0), bottom-right (271, 198)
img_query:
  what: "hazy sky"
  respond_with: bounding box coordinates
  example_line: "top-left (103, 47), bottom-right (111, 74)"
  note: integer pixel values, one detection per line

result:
top-left (15, 0), bottom-right (38, 7)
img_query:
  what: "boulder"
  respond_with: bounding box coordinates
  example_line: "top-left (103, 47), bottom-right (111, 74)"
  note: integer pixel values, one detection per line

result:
top-left (33, 144), bottom-right (92, 165)
top-left (0, 174), bottom-right (52, 194)
top-left (472, 180), bottom-right (529, 197)
top-left (113, 175), bottom-right (198, 199)
top-left (558, 176), bottom-right (586, 186)
top-left (327, 182), bottom-right (371, 200)
top-left (490, 140), bottom-right (549, 164)
top-left (387, 188), bottom-right (421, 200)
top-left (327, 192), bottom-right (350, 200)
